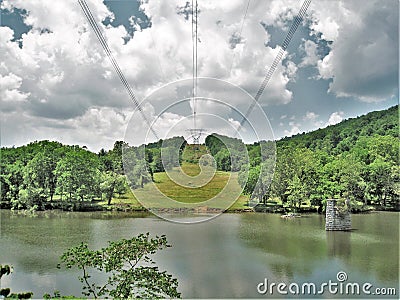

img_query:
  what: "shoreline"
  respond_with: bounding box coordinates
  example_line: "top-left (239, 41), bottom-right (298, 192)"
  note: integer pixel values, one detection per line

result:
top-left (1, 205), bottom-right (398, 215)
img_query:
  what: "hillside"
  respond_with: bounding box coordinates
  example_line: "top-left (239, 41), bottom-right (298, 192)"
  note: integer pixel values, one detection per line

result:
top-left (207, 105), bottom-right (399, 211)
top-left (278, 105), bottom-right (398, 153)
top-left (1, 105), bottom-right (398, 212)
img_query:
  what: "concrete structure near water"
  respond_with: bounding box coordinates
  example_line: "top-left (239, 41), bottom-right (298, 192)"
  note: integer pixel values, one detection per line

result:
top-left (325, 199), bottom-right (351, 231)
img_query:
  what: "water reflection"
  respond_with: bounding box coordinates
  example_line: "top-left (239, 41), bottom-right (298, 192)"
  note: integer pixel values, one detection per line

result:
top-left (0, 210), bottom-right (398, 298)
top-left (238, 212), bottom-right (399, 287)
top-left (238, 213), bottom-right (328, 278)
top-left (326, 231), bottom-right (351, 258)
top-left (0, 210), bottom-right (150, 273)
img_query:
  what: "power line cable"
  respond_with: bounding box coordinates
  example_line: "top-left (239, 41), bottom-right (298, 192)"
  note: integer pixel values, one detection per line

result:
top-left (228, 0), bottom-right (251, 76)
top-left (78, 0), bottom-right (159, 140)
top-left (235, 0), bottom-right (312, 135)
top-left (191, 0), bottom-right (196, 129)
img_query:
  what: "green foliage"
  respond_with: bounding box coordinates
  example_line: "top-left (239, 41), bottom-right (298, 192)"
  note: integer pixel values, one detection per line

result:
top-left (286, 174), bottom-right (305, 211)
top-left (334, 199), bottom-right (351, 217)
top-left (1, 105), bottom-right (398, 212)
top-left (100, 171), bottom-right (127, 205)
top-left (214, 148), bottom-right (231, 171)
top-left (58, 233), bottom-right (180, 299)
top-left (220, 106), bottom-right (399, 211)
top-left (205, 133), bottom-right (248, 172)
top-left (278, 105), bottom-right (398, 153)
top-left (55, 149), bottom-right (101, 201)
top-left (0, 264), bottom-right (33, 299)
top-left (270, 106), bottom-right (399, 211)
top-left (0, 141), bottom-right (127, 210)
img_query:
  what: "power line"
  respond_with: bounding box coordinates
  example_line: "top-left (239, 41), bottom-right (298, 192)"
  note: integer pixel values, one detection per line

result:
top-left (78, 0), bottom-right (159, 140)
top-left (229, 0), bottom-right (252, 76)
top-left (195, 0), bottom-right (198, 103)
top-left (191, 0), bottom-right (196, 129)
top-left (192, 0), bottom-right (199, 131)
top-left (235, 0), bottom-right (312, 134)
top-left (187, 0), bottom-right (205, 146)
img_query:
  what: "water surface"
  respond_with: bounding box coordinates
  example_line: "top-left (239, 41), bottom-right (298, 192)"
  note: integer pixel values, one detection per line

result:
top-left (0, 210), bottom-right (398, 298)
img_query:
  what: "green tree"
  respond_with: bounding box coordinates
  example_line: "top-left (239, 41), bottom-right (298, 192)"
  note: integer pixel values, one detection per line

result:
top-left (22, 150), bottom-right (58, 208)
top-left (286, 174), bottom-right (305, 211)
top-left (151, 149), bottom-right (165, 173)
top-left (160, 147), bottom-right (180, 171)
top-left (131, 160), bottom-right (152, 188)
top-left (270, 146), bottom-right (296, 204)
top-left (367, 157), bottom-right (392, 207)
top-left (239, 157), bottom-right (275, 204)
top-left (58, 233), bottom-right (180, 299)
top-left (55, 149), bottom-right (100, 201)
top-left (0, 264), bottom-right (33, 299)
top-left (388, 165), bottom-right (400, 209)
top-left (214, 149), bottom-right (231, 171)
top-left (239, 165), bottom-right (259, 196)
top-left (0, 160), bottom-right (25, 208)
top-left (100, 171), bottom-right (127, 205)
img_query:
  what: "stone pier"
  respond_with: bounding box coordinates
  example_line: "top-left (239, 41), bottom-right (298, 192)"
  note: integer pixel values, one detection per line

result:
top-left (325, 199), bottom-right (351, 231)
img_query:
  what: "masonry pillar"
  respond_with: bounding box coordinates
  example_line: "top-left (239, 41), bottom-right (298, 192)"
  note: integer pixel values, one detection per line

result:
top-left (325, 199), bottom-right (351, 231)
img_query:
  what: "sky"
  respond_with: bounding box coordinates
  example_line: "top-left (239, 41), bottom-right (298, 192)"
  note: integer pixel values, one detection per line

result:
top-left (0, 0), bottom-right (398, 152)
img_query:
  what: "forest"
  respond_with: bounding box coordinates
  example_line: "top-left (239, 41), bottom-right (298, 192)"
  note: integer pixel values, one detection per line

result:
top-left (1, 105), bottom-right (398, 212)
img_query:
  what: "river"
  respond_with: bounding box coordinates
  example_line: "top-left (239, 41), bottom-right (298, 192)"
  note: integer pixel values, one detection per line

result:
top-left (0, 210), bottom-right (398, 298)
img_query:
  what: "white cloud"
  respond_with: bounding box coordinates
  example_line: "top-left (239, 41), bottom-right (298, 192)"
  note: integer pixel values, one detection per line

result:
top-left (299, 40), bottom-right (319, 67)
top-left (303, 111), bottom-right (318, 121)
top-left (326, 111), bottom-right (344, 126)
top-left (1, 106), bottom-right (133, 151)
top-left (284, 60), bottom-right (298, 80)
top-left (0, 72), bottom-right (30, 103)
top-left (284, 121), bottom-right (301, 137)
top-left (0, 0), bottom-right (301, 150)
top-left (312, 0), bottom-right (398, 102)
top-left (0, 0), bottom-right (397, 150)
top-left (228, 117), bottom-right (241, 131)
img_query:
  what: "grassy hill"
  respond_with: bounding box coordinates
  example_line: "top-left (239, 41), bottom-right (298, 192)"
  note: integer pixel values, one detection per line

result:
top-left (101, 143), bottom-right (249, 211)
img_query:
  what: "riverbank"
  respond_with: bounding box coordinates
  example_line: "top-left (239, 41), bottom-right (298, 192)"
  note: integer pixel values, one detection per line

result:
top-left (0, 191), bottom-right (253, 213)
top-left (1, 200), bottom-right (394, 214)
top-left (1, 183), bottom-right (396, 214)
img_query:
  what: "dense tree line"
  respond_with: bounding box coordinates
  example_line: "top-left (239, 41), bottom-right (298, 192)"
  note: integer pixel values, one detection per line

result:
top-left (0, 137), bottom-right (186, 210)
top-left (0, 141), bottom-right (127, 210)
top-left (1, 106), bottom-right (398, 211)
top-left (207, 105), bottom-right (399, 211)
top-left (123, 136), bottom-right (186, 189)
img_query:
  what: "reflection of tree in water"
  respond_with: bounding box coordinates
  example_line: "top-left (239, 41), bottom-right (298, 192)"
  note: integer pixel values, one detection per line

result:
top-left (342, 214), bottom-right (399, 284)
top-left (1, 211), bottom-right (148, 274)
top-left (269, 263), bottom-right (294, 281)
top-left (238, 213), bottom-right (327, 279)
top-left (326, 232), bottom-right (351, 258)
top-left (238, 213), bottom-right (399, 285)
top-left (1, 211), bottom-right (95, 274)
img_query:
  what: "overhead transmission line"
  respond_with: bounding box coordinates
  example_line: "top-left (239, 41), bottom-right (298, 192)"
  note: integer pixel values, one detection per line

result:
top-left (187, 0), bottom-right (205, 145)
top-left (191, 0), bottom-right (196, 129)
top-left (78, 0), bottom-right (159, 140)
top-left (228, 0), bottom-right (252, 76)
top-left (235, 0), bottom-right (312, 135)
top-left (192, 0), bottom-right (199, 130)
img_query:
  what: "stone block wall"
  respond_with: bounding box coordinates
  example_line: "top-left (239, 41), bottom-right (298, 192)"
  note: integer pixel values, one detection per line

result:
top-left (325, 199), bottom-right (351, 231)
